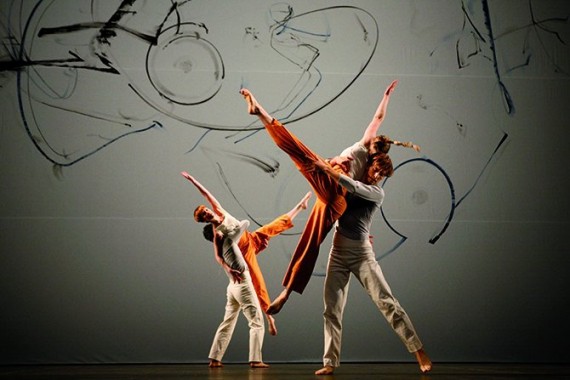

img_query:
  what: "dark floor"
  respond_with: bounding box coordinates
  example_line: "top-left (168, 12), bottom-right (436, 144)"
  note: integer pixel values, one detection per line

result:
top-left (1, 363), bottom-right (569, 379)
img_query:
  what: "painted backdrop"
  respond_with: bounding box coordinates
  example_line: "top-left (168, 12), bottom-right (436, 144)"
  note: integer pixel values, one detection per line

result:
top-left (1, 0), bottom-right (569, 364)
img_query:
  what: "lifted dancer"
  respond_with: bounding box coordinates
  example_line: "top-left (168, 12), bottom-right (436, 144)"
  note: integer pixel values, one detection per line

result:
top-left (240, 81), bottom-right (419, 314)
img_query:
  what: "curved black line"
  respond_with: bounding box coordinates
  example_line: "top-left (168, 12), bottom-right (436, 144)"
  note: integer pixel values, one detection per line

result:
top-left (379, 157), bottom-right (456, 246)
top-left (215, 162), bottom-right (299, 237)
top-left (459, 133), bottom-right (508, 209)
top-left (271, 6), bottom-right (380, 125)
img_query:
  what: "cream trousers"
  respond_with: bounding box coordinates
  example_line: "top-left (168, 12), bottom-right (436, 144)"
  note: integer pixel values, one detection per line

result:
top-left (322, 231), bottom-right (423, 368)
top-left (208, 271), bottom-right (264, 363)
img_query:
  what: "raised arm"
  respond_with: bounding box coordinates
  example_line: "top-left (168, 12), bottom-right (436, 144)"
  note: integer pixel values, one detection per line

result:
top-left (181, 171), bottom-right (224, 217)
top-left (359, 80), bottom-right (398, 148)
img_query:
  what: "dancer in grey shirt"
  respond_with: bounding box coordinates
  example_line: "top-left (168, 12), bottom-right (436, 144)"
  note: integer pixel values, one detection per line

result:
top-left (312, 147), bottom-right (432, 375)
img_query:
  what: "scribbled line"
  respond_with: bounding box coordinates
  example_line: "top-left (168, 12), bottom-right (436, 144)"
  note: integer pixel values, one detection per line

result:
top-left (215, 162), bottom-right (299, 236)
top-left (455, 0), bottom-right (568, 115)
top-left (480, 0), bottom-right (515, 116)
top-left (37, 99), bottom-right (133, 128)
top-left (453, 132), bottom-right (508, 211)
top-left (18, 55), bottom-right (163, 167)
top-left (185, 130), bottom-right (212, 154)
top-left (378, 157), bottom-right (454, 261)
top-left (9, 0), bottom-right (225, 168)
top-left (452, 1), bottom-right (516, 116)
top-left (428, 132), bottom-right (508, 244)
top-left (203, 148), bottom-right (280, 177)
top-left (490, 0), bottom-right (569, 75)
top-left (38, 21), bottom-right (155, 44)
top-left (274, 6), bottom-right (378, 125)
top-left (378, 131), bottom-right (508, 259)
top-left (417, 94), bottom-right (465, 135)
top-left (229, 5), bottom-right (377, 146)
top-left (4, 1), bottom-right (380, 167)
top-left (0, 52), bottom-right (88, 72)
top-left (2, 20), bottom-right (155, 73)
top-left (524, 0), bottom-right (568, 74)
top-left (227, 152), bottom-right (280, 178)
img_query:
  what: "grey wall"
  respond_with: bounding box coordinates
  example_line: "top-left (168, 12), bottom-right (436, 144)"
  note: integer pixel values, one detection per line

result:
top-left (1, 0), bottom-right (569, 365)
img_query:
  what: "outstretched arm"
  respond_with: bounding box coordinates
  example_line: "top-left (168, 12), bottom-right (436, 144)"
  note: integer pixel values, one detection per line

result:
top-left (181, 171), bottom-right (224, 217)
top-left (240, 88), bottom-right (274, 126)
top-left (314, 159), bottom-right (383, 202)
top-left (359, 80), bottom-right (398, 148)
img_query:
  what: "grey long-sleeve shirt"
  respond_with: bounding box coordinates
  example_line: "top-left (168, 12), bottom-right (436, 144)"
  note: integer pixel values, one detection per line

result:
top-left (336, 174), bottom-right (384, 241)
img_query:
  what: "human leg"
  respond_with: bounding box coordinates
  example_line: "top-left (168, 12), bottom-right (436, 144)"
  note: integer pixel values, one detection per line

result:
top-left (239, 231), bottom-right (273, 319)
top-left (352, 247), bottom-right (431, 372)
top-left (239, 244), bottom-right (277, 334)
top-left (267, 199), bottom-right (342, 314)
top-left (248, 192), bottom-right (312, 252)
top-left (319, 236), bottom-right (352, 372)
top-left (242, 90), bottom-right (347, 311)
top-left (236, 272), bottom-right (267, 366)
top-left (251, 215), bottom-right (294, 248)
top-left (239, 214), bottom-right (296, 333)
top-left (264, 119), bottom-right (347, 208)
top-left (241, 89), bottom-right (346, 207)
top-left (208, 284), bottom-right (241, 363)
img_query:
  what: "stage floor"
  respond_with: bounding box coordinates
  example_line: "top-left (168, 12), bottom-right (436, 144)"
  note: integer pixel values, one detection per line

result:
top-left (1, 363), bottom-right (569, 379)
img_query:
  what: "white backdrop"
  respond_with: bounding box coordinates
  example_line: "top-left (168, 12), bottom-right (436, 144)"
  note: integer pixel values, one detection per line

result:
top-left (1, 0), bottom-right (569, 364)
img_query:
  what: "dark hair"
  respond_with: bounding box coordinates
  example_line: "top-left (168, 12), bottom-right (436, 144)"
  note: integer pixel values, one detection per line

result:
top-left (372, 135), bottom-right (421, 155)
top-left (203, 223), bottom-right (214, 242)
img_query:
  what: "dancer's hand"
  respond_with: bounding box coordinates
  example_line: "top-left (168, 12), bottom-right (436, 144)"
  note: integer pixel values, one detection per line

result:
top-left (329, 155), bottom-right (353, 174)
top-left (181, 171), bottom-right (193, 180)
top-left (314, 159), bottom-right (340, 181)
top-left (228, 268), bottom-right (243, 284)
top-left (385, 80), bottom-right (398, 96)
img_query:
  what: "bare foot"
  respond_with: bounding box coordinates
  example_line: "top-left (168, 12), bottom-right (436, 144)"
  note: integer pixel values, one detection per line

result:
top-left (209, 359), bottom-right (223, 368)
top-left (266, 314), bottom-right (278, 336)
top-left (266, 288), bottom-right (290, 315)
top-left (315, 365), bottom-right (334, 375)
top-left (240, 89), bottom-right (260, 115)
top-left (299, 191), bottom-right (312, 210)
top-left (250, 361), bottom-right (270, 368)
top-left (414, 348), bottom-right (432, 373)
top-left (286, 192), bottom-right (313, 220)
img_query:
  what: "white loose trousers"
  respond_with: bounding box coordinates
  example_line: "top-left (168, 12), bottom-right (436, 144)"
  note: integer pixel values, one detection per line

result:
top-left (208, 271), bottom-right (264, 363)
top-left (322, 232), bottom-right (423, 368)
